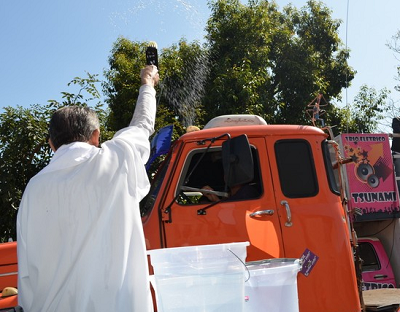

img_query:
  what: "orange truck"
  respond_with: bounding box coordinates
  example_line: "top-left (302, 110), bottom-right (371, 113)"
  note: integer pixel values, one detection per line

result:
top-left (2, 114), bottom-right (400, 311)
top-left (140, 114), bottom-right (361, 312)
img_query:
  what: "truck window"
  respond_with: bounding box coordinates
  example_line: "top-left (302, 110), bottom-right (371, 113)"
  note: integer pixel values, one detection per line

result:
top-left (322, 140), bottom-right (340, 195)
top-left (275, 139), bottom-right (318, 198)
top-left (177, 146), bottom-right (262, 205)
top-left (358, 241), bottom-right (380, 272)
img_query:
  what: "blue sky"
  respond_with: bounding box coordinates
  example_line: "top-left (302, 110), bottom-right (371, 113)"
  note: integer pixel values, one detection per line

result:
top-left (1, 0), bottom-right (399, 130)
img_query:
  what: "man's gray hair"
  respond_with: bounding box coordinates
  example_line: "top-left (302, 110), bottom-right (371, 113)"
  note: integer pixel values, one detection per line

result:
top-left (49, 106), bottom-right (100, 150)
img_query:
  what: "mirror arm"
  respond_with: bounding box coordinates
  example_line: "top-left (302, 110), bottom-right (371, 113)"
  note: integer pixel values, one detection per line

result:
top-left (197, 200), bottom-right (221, 215)
top-left (197, 133), bottom-right (230, 145)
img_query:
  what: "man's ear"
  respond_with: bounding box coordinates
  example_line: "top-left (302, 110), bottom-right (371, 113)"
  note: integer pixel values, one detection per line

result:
top-left (49, 138), bottom-right (56, 152)
top-left (89, 129), bottom-right (100, 147)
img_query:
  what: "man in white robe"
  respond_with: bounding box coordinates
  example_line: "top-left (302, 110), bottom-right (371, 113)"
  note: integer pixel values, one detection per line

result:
top-left (17, 65), bottom-right (159, 312)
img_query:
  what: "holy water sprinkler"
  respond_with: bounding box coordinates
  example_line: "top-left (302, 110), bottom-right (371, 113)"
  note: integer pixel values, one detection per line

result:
top-left (146, 41), bottom-right (158, 69)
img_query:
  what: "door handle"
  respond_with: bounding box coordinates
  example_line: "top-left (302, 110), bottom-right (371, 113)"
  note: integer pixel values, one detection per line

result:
top-left (374, 274), bottom-right (388, 280)
top-left (249, 210), bottom-right (274, 218)
top-left (281, 200), bottom-right (292, 227)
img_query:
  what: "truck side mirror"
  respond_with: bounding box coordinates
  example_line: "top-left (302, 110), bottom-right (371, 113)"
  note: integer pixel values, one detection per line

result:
top-left (222, 134), bottom-right (254, 189)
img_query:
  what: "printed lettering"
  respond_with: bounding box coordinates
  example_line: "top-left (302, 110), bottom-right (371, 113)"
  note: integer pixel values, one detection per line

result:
top-left (345, 136), bottom-right (386, 142)
top-left (351, 192), bottom-right (397, 203)
top-left (362, 282), bottom-right (395, 291)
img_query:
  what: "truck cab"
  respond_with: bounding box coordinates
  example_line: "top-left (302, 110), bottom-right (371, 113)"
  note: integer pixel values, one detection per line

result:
top-left (359, 237), bottom-right (396, 290)
top-left (141, 115), bottom-right (361, 312)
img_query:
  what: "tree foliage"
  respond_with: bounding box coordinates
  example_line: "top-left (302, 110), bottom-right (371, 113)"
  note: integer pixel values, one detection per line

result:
top-left (350, 85), bottom-right (390, 133)
top-left (202, 0), bottom-right (355, 125)
top-left (204, 0), bottom-right (276, 119)
top-left (0, 74), bottom-right (106, 241)
top-left (159, 39), bottom-right (209, 128)
top-left (102, 37), bottom-right (208, 137)
top-left (102, 38), bottom-right (146, 131)
top-left (0, 104), bottom-right (52, 241)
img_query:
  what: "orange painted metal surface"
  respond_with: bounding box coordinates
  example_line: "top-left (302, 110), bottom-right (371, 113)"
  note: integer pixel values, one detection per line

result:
top-left (143, 124), bottom-right (361, 312)
top-left (0, 241), bottom-right (18, 310)
top-left (0, 293), bottom-right (18, 309)
top-left (0, 242), bottom-right (18, 291)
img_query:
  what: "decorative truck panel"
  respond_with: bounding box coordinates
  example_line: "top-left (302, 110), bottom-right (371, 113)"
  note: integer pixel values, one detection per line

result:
top-left (336, 133), bottom-right (400, 221)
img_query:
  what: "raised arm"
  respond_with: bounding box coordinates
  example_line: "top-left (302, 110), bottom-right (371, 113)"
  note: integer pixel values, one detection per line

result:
top-left (129, 65), bottom-right (159, 137)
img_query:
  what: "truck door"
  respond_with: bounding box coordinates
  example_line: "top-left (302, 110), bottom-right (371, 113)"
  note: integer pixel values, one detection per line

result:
top-left (161, 137), bottom-right (285, 260)
top-left (156, 134), bottom-right (360, 312)
top-left (358, 237), bottom-right (396, 289)
top-left (264, 137), bottom-right (360, 312)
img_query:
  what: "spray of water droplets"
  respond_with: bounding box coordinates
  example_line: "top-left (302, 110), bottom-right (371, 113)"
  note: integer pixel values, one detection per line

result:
top-left (107, 0), bottom-right (210, 127)
top-left (161, 51), bottom-right (211, 127)
top-left (109, 0), bottom-right (205, 36)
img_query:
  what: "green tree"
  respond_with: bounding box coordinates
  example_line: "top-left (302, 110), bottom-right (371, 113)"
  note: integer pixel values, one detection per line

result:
top-left (0, 73), bottom-right (106, 241)
top-left (204, 0), bottom-right (355, 125)
top-left (103, 37), bottom-right (209, 135)
top-left (102, 38), bottom-right (147, 131)
top-left (327, 85), bottom-right (390, 136)
top-left (350, 85), bottom-right (390, 133)
top-left (274, 0), bottom-right (354, 124)
top-left (157, 39), bottom-right (209, 128)
top-left (0, 104), bottom-right (52, 241)
top-left (204, 0), bottom-right (275, 120)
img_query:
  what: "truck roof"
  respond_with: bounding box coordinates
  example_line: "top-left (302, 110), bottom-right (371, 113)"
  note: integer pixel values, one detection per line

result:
top-left (181, 124), bottom-right (327, 141)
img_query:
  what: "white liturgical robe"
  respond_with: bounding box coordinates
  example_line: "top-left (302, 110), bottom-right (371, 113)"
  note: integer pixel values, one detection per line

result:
top-left (17, 85), bottom-right (156, 312)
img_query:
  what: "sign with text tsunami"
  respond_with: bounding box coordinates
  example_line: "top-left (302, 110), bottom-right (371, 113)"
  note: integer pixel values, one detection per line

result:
top-left (336, 133), bottom-right (400, 221)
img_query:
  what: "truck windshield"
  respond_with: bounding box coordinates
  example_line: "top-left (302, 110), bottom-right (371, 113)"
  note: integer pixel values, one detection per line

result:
top-left (358, 241), bottom-right (380, 272)
top-left (140, 153), bottom-right (172, 217)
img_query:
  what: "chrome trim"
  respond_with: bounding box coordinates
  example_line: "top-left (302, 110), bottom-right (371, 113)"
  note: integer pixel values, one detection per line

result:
top-left (0, 271), bottom-right (18, 277)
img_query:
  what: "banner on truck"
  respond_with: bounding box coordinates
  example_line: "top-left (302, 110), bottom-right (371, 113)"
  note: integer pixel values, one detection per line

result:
top-left (336, 134), bottom-right (400, 221)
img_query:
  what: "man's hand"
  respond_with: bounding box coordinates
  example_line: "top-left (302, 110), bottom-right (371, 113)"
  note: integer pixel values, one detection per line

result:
top-left (201, 185), bottom-right (220, 202)
top-left (141, 65), bottom-right (159, 88)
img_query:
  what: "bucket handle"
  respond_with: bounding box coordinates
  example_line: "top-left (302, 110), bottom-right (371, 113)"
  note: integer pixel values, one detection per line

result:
top-left (228, 249), bottom-right (251, 282)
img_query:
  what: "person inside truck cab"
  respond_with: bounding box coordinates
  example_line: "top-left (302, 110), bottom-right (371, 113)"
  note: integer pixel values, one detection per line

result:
top-left (201, 183), bottom-right (260, 202)
top-left (188, 150), bottom-right (260, 202)
top-left (16, 66), bottom-right (159, 312)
